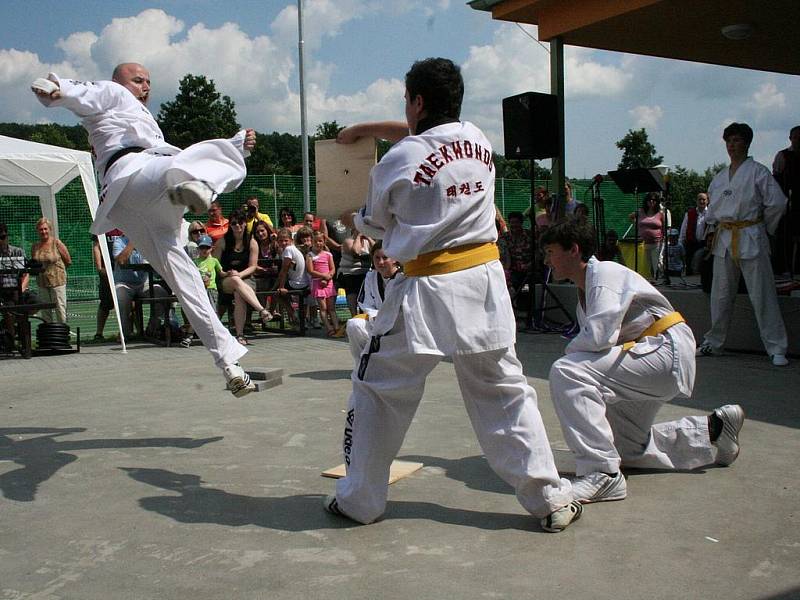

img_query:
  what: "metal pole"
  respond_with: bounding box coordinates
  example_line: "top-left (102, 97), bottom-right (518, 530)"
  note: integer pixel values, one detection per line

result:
top-left (297, 0), bottom-right (311, 213)
top-left (273, 173), bottom-right (278, 219)
top-left (550, 37), bottom-right (566, 220)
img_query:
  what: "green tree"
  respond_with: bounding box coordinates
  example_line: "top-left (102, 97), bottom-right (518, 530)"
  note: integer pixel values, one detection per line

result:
top-left (616, 128), bottom-right (663, 170)
top-left (493, 153), bottom-right (551, 181)
top-left (157, 74), bottom-right (239, 148)
top-left (29, 124), bottom-right (75, 148)
top-left (314, 121), bottom-right (343, 140)
top-left (667, 163), bottom-right (725, 223)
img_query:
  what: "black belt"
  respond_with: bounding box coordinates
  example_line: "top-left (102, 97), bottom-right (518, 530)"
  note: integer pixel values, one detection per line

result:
top-left (104, 146), bottom-right (146, 175)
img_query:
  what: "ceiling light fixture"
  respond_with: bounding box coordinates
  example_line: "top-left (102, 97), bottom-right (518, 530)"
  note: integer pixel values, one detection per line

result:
top-left (721, 24), bottom-right (754, 40)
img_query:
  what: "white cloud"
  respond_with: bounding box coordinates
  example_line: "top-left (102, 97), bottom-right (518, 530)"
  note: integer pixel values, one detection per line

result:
top-left (629, 105), bottom-right (664, 129)
top-left (461, 23), bottom-right (632, 153)
top-left (750, 82), bottom-right (785, 112)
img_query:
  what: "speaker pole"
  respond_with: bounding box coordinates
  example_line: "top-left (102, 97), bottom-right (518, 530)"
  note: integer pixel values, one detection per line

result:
top-left (525, 159), bottom-right (539, 330)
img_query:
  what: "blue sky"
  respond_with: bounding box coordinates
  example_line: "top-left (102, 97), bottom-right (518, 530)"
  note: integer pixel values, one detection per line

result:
top-left (1, 1), bottom-right (798, 178)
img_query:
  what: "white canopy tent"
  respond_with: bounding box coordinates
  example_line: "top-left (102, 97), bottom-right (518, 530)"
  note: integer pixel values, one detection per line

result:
top-left (0, 134), bottom-right (127, 351)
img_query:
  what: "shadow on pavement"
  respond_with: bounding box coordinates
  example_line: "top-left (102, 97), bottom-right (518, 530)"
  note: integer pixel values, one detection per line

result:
top-left (122, 467), bottom-right (547, 532)
top-left (0, 427), bottom-right (222, 502)
top-left (290, 369), bottom-right (353, 381)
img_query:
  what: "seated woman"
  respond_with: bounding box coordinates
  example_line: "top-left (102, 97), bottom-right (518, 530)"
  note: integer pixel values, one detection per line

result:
top-left (346, 241), bottom-right (401, 363)
top-left (278, 206), bottom-right (302, 238)
top-left (253, 219), bottom-right (281, 316)
top-left (213, 210), bottom-right (272, 346)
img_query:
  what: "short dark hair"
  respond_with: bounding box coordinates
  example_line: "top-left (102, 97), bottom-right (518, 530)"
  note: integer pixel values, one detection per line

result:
top-left (790, 125), bottom-right (800, 137)
top-left (539, 217), bottom-right (596, 261)
top-left (507, 211), bottom-right (524, 222)
top-left (405, 58), bottom-right (463, 121)
top-left (723, 122), bottom-right (753, 146)
top-left (0, 223), bottom-right (7, 236)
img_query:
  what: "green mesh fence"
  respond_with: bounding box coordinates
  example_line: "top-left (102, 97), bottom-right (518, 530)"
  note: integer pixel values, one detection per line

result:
top-left (0, 173), bottom-right (645, 338)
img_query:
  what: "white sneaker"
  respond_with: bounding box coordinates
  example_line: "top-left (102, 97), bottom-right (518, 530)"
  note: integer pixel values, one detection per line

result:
top-left (714, 404), bottom-right (745, 466)
top-left (167, 180), bottom-right (216, 214)
top-left (771, 354), bottom-right (789, 367)
top-left (540, 501), bottom-right (583, 533)
top-left (570, 472), bottom-right (627, 504)
top-left (222, 362), bottom-right (256, 398)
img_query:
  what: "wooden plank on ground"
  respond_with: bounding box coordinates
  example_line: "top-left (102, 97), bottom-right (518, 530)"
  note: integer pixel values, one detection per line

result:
top-left (321, 460), bottom-right (423, 485)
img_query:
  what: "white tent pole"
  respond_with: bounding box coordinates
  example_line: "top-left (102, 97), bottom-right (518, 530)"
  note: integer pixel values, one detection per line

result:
top-left (98, 233), bottom-right (126, 353)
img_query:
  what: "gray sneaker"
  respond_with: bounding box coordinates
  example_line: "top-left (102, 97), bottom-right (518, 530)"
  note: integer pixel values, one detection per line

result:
top-left (570, 472), bottom-right (627, 504)
top-left (714, 404), bottom-right (745, 466)
top-left (222, 362), bottom-right (256, 398)
top-left (696, 343), bottom-right (720, 357)
top-left (167, 180), bottom-right (216, 214)
top-left (540, 501), bottom-right (583, 533)
top-left (322, 494), bottom-right (356, 520)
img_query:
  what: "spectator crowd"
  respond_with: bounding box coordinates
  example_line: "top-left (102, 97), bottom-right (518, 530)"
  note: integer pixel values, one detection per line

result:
top-left (1, 122), bottom-right (796, 365)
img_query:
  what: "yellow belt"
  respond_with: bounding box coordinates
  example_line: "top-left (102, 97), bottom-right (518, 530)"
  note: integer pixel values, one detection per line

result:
top-left (621, 311), bottom-right (685, 351)
top-left (403, 242), bottom-right (500, 277)
top-left (716, 218), bottom-right (762, 264)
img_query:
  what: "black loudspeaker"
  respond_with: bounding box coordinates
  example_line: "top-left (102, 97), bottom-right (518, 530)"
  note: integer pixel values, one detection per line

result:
top-left (502, 92), bottom-right (559, 160)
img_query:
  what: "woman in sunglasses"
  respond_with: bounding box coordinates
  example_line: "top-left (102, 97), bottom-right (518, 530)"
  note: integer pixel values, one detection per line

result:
top-left (184, 221), bottom-right (206, 259)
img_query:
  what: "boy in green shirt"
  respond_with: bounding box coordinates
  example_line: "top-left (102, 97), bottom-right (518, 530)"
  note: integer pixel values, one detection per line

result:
top-left (182, 235), bottom-right (223, 348)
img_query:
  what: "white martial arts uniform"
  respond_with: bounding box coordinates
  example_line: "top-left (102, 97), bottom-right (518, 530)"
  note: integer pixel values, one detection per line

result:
top-left (345, 269), bottom-right (385, 363)
top-left (37, 74), bottom-right (247, 368)
top-left (550, 258), bottom-right (715, 475)
top-left (335, 121), bottom-right (572, 523)
top-left (701, 157), bottom-right (788, 356)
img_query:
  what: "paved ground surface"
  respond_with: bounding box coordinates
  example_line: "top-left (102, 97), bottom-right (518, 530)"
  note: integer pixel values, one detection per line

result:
top-left (1, 329), bottom-right (798, 600)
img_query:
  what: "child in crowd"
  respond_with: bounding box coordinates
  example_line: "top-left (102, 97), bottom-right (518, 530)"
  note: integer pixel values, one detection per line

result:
top-left (294, 226), bottom-right (319, 328)
top-left (666, 228), bottom-right (685, 277)
top-left (346, 241), bottom-right (401, 363)
top-left (306, 230), bottom-right (342, 337)
top-left (275, 227), bottom-right (308, 325)
top-left (181, 235), bottom-right (223, 347)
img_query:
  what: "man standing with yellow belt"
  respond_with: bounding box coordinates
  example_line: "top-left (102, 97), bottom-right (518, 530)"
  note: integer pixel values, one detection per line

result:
top-left (542, 219), bottom-right (744, 504)
top-left (698, 123), bottom-right (788, 366)
top-left (325, 58), bottom-right (581, 532)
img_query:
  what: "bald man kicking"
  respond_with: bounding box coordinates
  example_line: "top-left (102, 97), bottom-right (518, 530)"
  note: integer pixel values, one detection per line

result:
top-left (32, 63), bottom-right (256, 396)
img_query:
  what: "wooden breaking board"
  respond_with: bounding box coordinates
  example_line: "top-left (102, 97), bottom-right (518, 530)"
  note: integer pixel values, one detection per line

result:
top-left (314, 136), bottom-right (377, 220)
top-left (321, 460), bottom-right (423, 485)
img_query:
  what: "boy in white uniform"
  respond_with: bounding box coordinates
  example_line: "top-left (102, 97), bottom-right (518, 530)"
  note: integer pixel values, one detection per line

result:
top-left (345, 241), bottom-right (400, 363)
top-left (698, 122), bottom-right (788, 366)
top-left (31, 63), bottom-right (256, 396)
top-left (325, 58), bottom-right (581, 532)
top-left (541, 219), bottom-right (745, 503)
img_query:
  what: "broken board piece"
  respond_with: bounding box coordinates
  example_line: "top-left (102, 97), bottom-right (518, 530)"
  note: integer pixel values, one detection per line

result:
top-left (321, 460), bottom-right (423, 485)
top-left (247, 367), bottom-right (284, 381)
top-left (253, 378), bottom-right (282, 392)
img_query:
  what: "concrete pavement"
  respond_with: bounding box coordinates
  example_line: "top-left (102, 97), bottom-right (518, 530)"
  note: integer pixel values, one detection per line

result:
top-left (0, 331), bottom-right (798, 599)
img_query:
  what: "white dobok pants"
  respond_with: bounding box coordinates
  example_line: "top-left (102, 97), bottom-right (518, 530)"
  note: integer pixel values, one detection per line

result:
top-left (107, 140), bottom-right (247, 369)
top-left (335, 312), bottom-right (573, 524)
top-left (703, 250), bottom-right (788, 356)
top-left (345, 317), bottom-right (371, 364)
top-left (550, 339), bottom-right (714, 476)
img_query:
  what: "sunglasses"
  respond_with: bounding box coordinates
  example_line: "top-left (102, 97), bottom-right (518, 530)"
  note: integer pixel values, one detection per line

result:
top-left (0, 234), bottom-right (7, 240)
top-left (190, 229), bottom-right (205, 234)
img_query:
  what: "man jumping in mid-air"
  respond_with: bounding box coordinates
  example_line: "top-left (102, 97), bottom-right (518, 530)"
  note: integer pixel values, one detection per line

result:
top-left (32, 63), bottom-right (256, 396)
